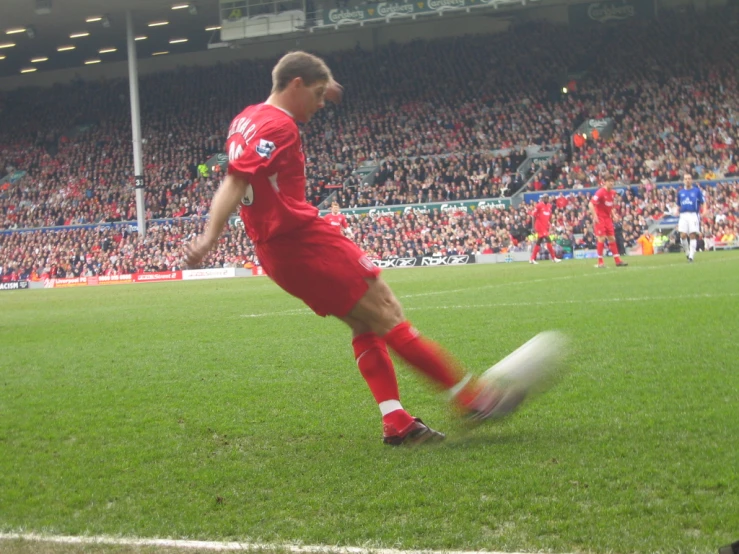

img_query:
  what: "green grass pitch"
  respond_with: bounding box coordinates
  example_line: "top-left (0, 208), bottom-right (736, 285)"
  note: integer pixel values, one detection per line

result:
top-left (1, 252), bottom-right (738, 554)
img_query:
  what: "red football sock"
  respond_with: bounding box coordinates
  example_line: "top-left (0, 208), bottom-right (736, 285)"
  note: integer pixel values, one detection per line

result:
top-left (531, 244), bottom-right (541, 261)
top-left (382, 409), bottom-right (415, 433)
top-left (608, 241), bottom-right (622, 263)
top-left (352, 333), bottom-right (400, 404)
top-left (596, 241), bottom-right (605, 262)
top-left (546, 242), bottom-right (556, 258)
top-left (383, 321), bottom-right (466, 390)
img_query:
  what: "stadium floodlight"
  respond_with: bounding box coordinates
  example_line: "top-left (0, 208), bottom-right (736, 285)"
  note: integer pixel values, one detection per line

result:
top-left (20, 67), bottom-right (37, 73)
top-left (0, 43), bottom-right (16, 48)
top-left (84, 59), bottom-right (101, 64)
top-left (57, 45), bottom-right (75, 51)
top-left (70, 32), bottom-right (90, 38)
top-left (6, 28), bottom-right (26, 34)
top-left (148, 21), bottom-right (169, 26)
top-left (169, 38), bottom-right (188, 43)
top-left (172, 3), bottom-right (189, 9)
top-left (152, 51), bottom-right (169, 56)
top-left (0, 55), bottom-right (5, 60)
top-left (99, 47), bottom-right (117, 54)
top-left (86, 16), bottom-right (102, 22)
top-left (135, 36), bottom-right (147, 41)
top-left (205, 26), bottom-right (221, 31)
top-left (30, 56), bottom-right (48, 63)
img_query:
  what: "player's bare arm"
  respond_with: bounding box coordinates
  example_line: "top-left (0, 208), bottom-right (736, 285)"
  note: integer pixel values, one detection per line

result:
top-left (185, 173), bottom-right (248, 268)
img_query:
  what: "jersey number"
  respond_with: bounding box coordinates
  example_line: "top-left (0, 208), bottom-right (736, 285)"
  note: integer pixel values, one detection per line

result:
top-left (229, 141), bottom-right (244, 162)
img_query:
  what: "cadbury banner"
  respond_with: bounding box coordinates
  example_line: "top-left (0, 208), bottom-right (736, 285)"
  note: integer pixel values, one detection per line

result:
top-left (372, 255), bottom-right (475, 269)
top-left (568, 0), bottom-right (655, 27)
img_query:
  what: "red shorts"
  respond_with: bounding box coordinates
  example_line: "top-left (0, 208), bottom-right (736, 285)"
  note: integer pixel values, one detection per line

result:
top-left (535, 227), bottom-right (550, 240)
top-left (255, 217), bottom-right (380, 317)
top-left (594, 219), bottom-right (615, 237)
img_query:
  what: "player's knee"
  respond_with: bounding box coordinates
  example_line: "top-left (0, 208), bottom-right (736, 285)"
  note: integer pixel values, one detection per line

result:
top-left (341, 315), bottom-right (373, 337)
top-left (352, 278), bottom-right (404, 335)
top-left (379, 296), bottom-right (404, 330)
top-left (372, 280), bottom-right (404, 329)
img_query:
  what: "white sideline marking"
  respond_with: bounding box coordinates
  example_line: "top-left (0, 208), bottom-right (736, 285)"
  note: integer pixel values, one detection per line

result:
top-left (0, 533), bottom-right (531, 554)
top-left (240, 308), bottom-right (309, 318)
top-left (403, 291), bottom-right (739, 311)
top-left (238, 291), bottom-right (739, 319)
top-left (401, 256), bottom-right (738, 299)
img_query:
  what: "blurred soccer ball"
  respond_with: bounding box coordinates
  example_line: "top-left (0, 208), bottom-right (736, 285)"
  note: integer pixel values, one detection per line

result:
top-left (481, 331), bottom-right (569, 396)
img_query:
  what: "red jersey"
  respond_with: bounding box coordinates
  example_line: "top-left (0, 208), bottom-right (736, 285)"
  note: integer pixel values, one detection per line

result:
top-left (324, 212), bottom-right (348, 233)
top-left (591, 187), bottom-right (616, 221)
top-left (532, 202), bottom-right (553, 229)
top-left (226, 103), bottom-right (318, 243)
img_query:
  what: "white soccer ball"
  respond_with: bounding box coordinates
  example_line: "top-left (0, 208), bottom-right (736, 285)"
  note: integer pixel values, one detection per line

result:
top-left (483, 331), bottom-right (568, 390)
top-left (465, 331), bottom-right (569, 422)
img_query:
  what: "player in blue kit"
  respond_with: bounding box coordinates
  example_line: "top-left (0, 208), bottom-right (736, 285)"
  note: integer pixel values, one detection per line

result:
top-left (677, 174), bottom-right (705, 263)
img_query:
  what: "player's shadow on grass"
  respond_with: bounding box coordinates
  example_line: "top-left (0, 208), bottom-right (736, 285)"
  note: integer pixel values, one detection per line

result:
top-left (441, 425), bottom-right (570, 449)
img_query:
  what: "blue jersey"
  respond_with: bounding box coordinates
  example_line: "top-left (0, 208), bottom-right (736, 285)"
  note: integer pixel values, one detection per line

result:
top-left (678, 187), bottom-right (704, 213)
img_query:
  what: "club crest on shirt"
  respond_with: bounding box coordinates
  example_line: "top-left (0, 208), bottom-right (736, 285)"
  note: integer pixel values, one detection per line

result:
top-left (256, 139), bottom-right (276, 159)
top-left (241, 184), bottom-right (254, 206)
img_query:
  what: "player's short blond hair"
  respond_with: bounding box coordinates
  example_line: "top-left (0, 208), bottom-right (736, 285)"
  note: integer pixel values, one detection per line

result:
top-left (272, 51), bottom-right (333, 93)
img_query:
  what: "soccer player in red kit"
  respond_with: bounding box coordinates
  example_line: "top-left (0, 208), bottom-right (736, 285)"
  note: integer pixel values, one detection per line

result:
top-left (529, 193), bottom-right (561, 265)
top-left (185, 52), bottom-right (564, 446)
top-left (324, 202), bottom-right (348, 234)
top-left (589, 175), bottom-right (628, 268)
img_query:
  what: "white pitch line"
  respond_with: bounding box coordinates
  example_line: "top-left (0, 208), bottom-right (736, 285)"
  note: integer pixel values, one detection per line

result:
top-left (240, 308), bottom-right (310, 318)
top-left (238, 291), bottom-right (739, 319)
top-left (0, 533), bottom-right (532, 554)
top-left (238, 267), bottom-right (612, 317)
top-left (236, 256), bottom-right (739, 318)
top-left (404, 291), bottom-right (739, 312)
top-left (400, 255), bottom-right (738, 299)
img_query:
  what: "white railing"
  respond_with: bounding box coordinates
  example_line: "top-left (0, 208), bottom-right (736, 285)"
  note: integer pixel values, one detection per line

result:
top-left (221, 10), bottom-right (306, 41)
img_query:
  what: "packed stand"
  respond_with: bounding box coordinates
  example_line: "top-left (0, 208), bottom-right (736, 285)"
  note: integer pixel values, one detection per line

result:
top-left (1, 8), bottom-right (739, 231)
top-left (333, 150), bottom-right (527, 208)
top-left (537, 11), bottom-right (739, 188)
top-left (0, 25), bottom-right (587, 230)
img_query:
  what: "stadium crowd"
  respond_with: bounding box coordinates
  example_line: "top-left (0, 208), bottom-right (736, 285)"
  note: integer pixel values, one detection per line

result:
top-left (1, 181), bottom-right (737, 280)
top-left (2, 9), bottom-right (739, 231)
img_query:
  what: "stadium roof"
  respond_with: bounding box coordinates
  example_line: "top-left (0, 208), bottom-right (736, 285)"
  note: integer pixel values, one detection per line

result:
top-left (0, 0), bottom-right (221, 78)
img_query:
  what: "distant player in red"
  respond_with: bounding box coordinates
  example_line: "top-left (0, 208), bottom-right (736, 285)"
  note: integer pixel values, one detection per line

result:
top-left (324, 202), bottom-right (348, 234)
top-left (185, 52), bottom-right (563, 446)
top-left (529, 193), bottom-right (561, 265)
top-left (589, 175), bottom-right (628, 268)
